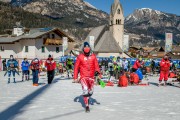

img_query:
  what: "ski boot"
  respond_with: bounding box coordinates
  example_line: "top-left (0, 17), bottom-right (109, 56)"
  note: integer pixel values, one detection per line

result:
top-left (8, 79), bottom-right (10, 84)
top-left (164, 81), bottom-right (167, 87)
top-left (85, 106), bottom-right (90, 113)
top-left (13, 78), bottom-right (16, 83)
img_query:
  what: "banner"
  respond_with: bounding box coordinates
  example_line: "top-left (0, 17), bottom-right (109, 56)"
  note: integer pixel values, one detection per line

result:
top-left (63, 37), bottom-right (68, 51)
top-left (123, 35), bottom-right (129, 52)
top-left (165, 33), bottom-right (173, 52)
top-left (89, 36), bottom-right (95, 51)
top-left (62, 37), bottom-right (68, 56)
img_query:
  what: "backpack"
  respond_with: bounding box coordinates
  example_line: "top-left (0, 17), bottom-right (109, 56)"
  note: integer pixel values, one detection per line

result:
top-left (169, 72), bottom-right (176, 78)
top-left (118, 75), bottom-right (128, 87)
top-left (136, 69), bottom-right (143, 80)
top-left (130, 73), bottom-right (139, 85)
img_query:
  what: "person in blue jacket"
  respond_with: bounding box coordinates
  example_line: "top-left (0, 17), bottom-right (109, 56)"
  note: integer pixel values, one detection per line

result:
top-left (21, 58), bottom-right (30, 81)
top-left (6, 55), bottom-right (19, 83)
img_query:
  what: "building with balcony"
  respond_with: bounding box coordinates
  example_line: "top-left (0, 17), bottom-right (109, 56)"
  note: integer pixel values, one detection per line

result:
top-left (0, 27), bottom-right (75, 59)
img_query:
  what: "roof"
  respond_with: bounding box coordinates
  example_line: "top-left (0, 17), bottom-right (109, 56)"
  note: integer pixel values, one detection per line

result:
top-left (0, 28), bottom-right (74, 43)
top-left (172, 45), bottom-right (180, 53)
top-left (84, 25), bottom-right (107, 45)
top-left (111, 0), bottom-right (123, 16)
top-left (129, 46), bottom-right (141, 50)
top-left (94, 31), bottom-right (123, 53)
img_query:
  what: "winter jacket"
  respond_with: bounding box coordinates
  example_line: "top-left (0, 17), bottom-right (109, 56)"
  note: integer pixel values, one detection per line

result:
top-left (7, 59), bottom-right (18, 69)
top-left (74, 53), bottom-right (100, 79)
top-left (122, 60), bottom-right (129, 70)
top-left (160, 59), bottom-right (170, 71)
top-left (133, 60), bottom-right (144, 69)
top-left (45, 58), bottom-right (56, 71)
top-left (21, 61), bottom-right (30, 71)
top-left (108, 62), bottom-right (114, 72)
top-left (30, 58), bottom-right (40, 70)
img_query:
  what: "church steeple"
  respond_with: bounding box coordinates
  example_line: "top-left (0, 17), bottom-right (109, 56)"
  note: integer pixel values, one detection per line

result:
top-left (109, 0), bottom-right (124, 50)
top-left (114, 0), bottom-right (120, 4)
top-left (111, 0), bottom-right (123, 17)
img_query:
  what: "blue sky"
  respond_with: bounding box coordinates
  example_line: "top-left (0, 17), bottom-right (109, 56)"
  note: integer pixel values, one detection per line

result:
top-left (85, 0), bottom-right (180, 17)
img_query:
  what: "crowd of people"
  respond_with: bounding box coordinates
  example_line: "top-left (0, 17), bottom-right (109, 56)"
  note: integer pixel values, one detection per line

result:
top-left (2, 51), bottom-right (179, 87)
top-left (1, 42), bottom-right (180, 113)
top-left (72, 42), bottom-right (180, 112)
top-left (1, 53), bottom-right (76, 86)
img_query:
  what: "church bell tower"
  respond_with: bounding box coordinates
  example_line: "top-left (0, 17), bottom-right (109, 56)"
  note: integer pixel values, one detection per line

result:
top-left (110, 0), bottom-right (124, 49)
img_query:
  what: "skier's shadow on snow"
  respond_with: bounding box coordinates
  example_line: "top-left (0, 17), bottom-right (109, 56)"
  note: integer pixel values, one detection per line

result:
top-left (0, 84), bottom-right (51, 120)
top-left (149, 82), bottom-right (180, 88)
top-left (74, 95), bottom-right (100, 108)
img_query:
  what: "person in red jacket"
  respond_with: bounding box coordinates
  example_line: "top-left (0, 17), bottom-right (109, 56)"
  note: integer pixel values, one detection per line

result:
top-left (158, 55), bottom-right (170, 86)
top-left (73, 42), bottom-right (101, 113)
top-left (45, 54), bottom-right (56, 84)
top-left (30, 58), bottom-right (40, 86)
top-left (132, 57), bottom-right (144, 72)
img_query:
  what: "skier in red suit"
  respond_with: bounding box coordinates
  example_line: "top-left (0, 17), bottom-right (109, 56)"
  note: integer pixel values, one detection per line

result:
top-left (159, 55), bottom-right (171, 86)
top-left (132, 57), bottom-right (144, 72)
top-left (73, 42), bottom-right (101, 112)
top-left (45, 54), bottom-right (56, 84)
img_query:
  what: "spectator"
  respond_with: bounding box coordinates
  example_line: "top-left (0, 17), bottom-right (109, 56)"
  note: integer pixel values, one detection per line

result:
top-left (158, 55), bottom-right (171, 86)
top-left (45, 55), bottom-right (56, 84)
top-left (21, 58), bottom-right (30, 81)
top-left (30, 58), bottom-right (40, 86)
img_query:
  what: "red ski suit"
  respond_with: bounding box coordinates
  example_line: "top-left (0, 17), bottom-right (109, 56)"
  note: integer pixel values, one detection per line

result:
top-left (159, 58), bottom-right (170, 81)
top-left (45, 58), bottom-right (56, 71)
top-left (133, 60), bottom-right (144, 69)
top-left (74, 53), bottom-right (100, 80)
top-left (74, 53), bottom-right (100, 100)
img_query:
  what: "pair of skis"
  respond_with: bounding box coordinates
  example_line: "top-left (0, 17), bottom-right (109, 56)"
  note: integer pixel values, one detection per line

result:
top-left (4, 68), bottom-right (20, 76)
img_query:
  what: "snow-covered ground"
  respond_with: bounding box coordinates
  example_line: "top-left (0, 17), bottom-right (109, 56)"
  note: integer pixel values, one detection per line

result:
top-left (0, 71), bottom-right (180, 120)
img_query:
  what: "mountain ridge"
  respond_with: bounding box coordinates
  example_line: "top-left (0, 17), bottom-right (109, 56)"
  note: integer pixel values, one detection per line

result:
top-left (125, 8), bottom-right (180, 46)
top-left (0, 1), bottom-right (179, 46)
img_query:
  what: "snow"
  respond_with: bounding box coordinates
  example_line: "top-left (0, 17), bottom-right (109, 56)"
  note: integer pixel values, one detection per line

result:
top-left (139, 8), bottom-right (169, 17)
top-left (0, 71), bottom-right (180, 120)
top-left (126, 15), bottom-right (132, 21)
top-left (84, 13), bottom-right (89, 18)
top-left (125, 14), bottom-right (138, 21)
top-left (140, 8), bottom-right (153, 12)
top-left (84, 1), bottom-right (97, 10)
top-left (155, 10), bottom-right (162, 15)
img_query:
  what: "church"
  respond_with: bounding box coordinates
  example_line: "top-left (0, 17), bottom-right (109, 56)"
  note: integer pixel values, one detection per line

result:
top-left (84, 0), bottom-right (129, 57)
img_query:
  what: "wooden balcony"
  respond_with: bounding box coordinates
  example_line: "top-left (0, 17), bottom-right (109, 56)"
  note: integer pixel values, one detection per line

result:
top-left (43, 38), bottom-right (63, 45)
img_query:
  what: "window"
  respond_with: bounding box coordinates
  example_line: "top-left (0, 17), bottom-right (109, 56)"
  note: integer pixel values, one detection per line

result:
top-left (56, 47), bottom-right (59, 53)
top-left (117, 9), bottom-right (120, 14)
top-left (111, 20), bottom-right (113, 25)
top-left (116, 19), bottom-right (118, 24)
top-left (25, 46), bottom-right (28, 52)
top-left (47, 34), bottom-right (50, 38)
top-left (0, 46), bottom-right (4, 51)
top-left (42, 46), bottom-right (45, 53)
top-left (52, 34), bottom-right (55, 39)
